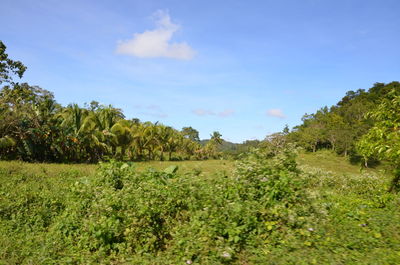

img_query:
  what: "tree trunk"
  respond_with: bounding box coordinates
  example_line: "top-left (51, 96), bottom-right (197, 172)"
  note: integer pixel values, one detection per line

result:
top-left (121, 146), bottom-right (126, 161)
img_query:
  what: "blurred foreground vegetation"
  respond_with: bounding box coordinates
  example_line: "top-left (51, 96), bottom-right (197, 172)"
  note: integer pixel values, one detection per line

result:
top-left (1, 150), bottom-right (399, 264)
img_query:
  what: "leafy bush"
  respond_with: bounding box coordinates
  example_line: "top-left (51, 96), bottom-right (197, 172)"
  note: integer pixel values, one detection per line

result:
top-left (1, 151), bottom-right (399, 264)
top-left (35, 147), bottom-right (315, 263)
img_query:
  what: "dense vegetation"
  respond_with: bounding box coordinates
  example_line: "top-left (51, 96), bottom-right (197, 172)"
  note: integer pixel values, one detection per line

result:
top-left (1, 40), bottom-right (400, 263)
top-left (289, 81), bottom-right (400, 159)
top-left (0, 41), bottom-right (228, 163)
top-left (286, 81), bottom-right (400, 189)
top-left (2, 39), bottom-right (400, 176)
top-left (1, 150), bottom-right (399, 264)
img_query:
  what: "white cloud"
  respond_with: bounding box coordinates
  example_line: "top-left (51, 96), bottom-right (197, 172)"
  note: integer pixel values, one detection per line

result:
top-left (135, 104), bottom-right (167, 118)
top-left (192, 108), bottom-right (235, 117)
top-left (116, 10), bottom-right (195, 60)
top-left (139, 111), bottom-right (168, 118)
top-left (266, 109), bottom-right (286, 119)
top-left (192, 109), bottom-right (215, 116)
top-left (254, 125), bottom-right (265, 130)
top-left (218, 109), bottom-right (235, 117)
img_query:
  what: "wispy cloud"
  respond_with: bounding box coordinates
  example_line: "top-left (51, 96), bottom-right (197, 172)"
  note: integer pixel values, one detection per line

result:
top-left (192, 108), bottom-right (235, 117)
top-left (146, 104), bottom-right (161, 110)
top-left (218, 109), bottom-right (235, 117)
top-left (116, 10), bottom-right (195, 60)
top-left (266, 109), bottom-right (286, 119)
top-left (139, 112), bottom-right (168, 118)
top-left (135, 104), bottom-right (167, 118)
top-left (192, 109), bottom-right (215, 116)
top-left (133, 104), bottom-right (162, 110)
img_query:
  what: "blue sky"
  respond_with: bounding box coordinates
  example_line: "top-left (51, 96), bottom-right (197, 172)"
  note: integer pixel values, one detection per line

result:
top-left (1, 0), bottom-right (400, 142)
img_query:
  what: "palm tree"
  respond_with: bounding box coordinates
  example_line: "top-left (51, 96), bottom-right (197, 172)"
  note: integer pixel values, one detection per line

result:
top-left (130, 123), bottom-right (146, 160)
top-left (142, 123), bottom-right (158, 160)
top-left (166, 131), bottom-right (183, 161)
top-left (156, 125), bottom-right (174, 161)
top-left (210, 131), bottom-right (223, 145)
top-left (59, 104), bottom-right (108, 162)
top-left (88, 105), bottom-right (124, 157)
top-left (110, 120), bottom-right (133, 160)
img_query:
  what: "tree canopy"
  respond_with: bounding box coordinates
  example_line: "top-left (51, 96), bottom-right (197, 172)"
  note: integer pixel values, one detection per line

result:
top-left (357, 88), bottom-right (400, 191)
top-left (0, 41), bottom-right (26, 85)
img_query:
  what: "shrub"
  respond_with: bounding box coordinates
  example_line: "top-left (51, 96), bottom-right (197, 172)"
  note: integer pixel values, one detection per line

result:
top-left (41, 147), bottom-right (317, 263)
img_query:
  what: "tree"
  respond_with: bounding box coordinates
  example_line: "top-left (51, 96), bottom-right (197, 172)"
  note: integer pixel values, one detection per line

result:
top-left (0, 42), bottom-right (209, 163)
top-left (110, 120), bottom-right (133, 160)
top-left (203, 131), bottom-right (223, 159)
top-left (0, 83), bottom-right (61, 161)
top-left (155, 124), bottom-right (173, 161)
top-left (295, 114), bottom-right (326, 152)
top-left (357, 89), bottom-right (400, 191)
top-left (166, 131), bottom-right (183, 160)
top-left (210, 131), bottom-right (223, 145)
top-left (182, 126), bottom-right (200, 142)
top-left (263, 132), bottom-right (288, 155)
top-left (0, 41), bottom-right (27, 85)
top-left (324, 113), bottom-right (354, 155)
top-left (129, 123), bottom-right (146, 160)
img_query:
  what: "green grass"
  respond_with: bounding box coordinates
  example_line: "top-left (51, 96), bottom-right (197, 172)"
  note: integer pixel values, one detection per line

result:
top-left (0, 151), bottom-right (399, 264)
top-left (0, 159), bottom-right (234, 179)
top-left (297, 149), bottom-right (388, 175)
top-left (133, 159), bottom-right (235, 175)
top-left (286, 151), bottom-right (400, 264)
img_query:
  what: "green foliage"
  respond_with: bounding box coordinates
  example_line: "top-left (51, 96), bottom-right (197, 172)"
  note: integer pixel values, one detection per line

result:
top-left (0, 147), bottom-right (323, 263)
top-left (0, 40), bottom-right (27, 85)
top-left (49, 147), bottom-right (313, 263)
top-left (0, 153), bottom-right (399, 263)
top-left (0, 84), bottom-right (204, 162)
top-left (181, 126), bottom-right (200, 142)
top-left (358, 88), bottom-right (400, 191)
top-left (0, 41), bottom-right (209, 163)
top-left (290, 82), bottom-right (400, 158)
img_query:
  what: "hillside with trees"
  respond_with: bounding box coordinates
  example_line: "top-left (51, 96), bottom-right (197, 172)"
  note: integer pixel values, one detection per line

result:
top-left (289, 81), bottom-right (399, 158)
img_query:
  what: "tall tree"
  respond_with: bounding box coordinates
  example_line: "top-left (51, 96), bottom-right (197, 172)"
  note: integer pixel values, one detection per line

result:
top-left (210, 131), bottom-right (223, 145)
top-left (0, 41), bottom-right (27, 85)
top-left (182, 126), bottom-right (200, 142)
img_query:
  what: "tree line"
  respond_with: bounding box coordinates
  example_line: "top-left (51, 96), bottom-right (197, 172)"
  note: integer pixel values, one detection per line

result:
top-left (286, 81), bottom-right (400, 162)
top-left (2, 38), bottom-right (400, 187)
top-left (261, 81), bottom-right (400, 190)
top-left (0, 41), bottom-right (223, 162)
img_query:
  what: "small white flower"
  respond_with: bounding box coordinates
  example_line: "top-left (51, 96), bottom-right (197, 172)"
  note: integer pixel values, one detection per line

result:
top-left (222, 251), bottom-right (231, 258)
top-left (308, 228), bottom-right (314, 232)
top-left (186, 260), bottom-right (193, 264)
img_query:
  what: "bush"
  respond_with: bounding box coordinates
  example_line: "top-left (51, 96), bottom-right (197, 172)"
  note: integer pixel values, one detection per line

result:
top-left (38, 147), bottom-right (316, 263)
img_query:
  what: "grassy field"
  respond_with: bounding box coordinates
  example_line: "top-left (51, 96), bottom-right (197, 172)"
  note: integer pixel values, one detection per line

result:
top-left (0, 150), bottom-right (383, 179)
top-left (0, 151), bottom-right (399, 264)
top-left (0, 159), bottom-right (234, 179)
